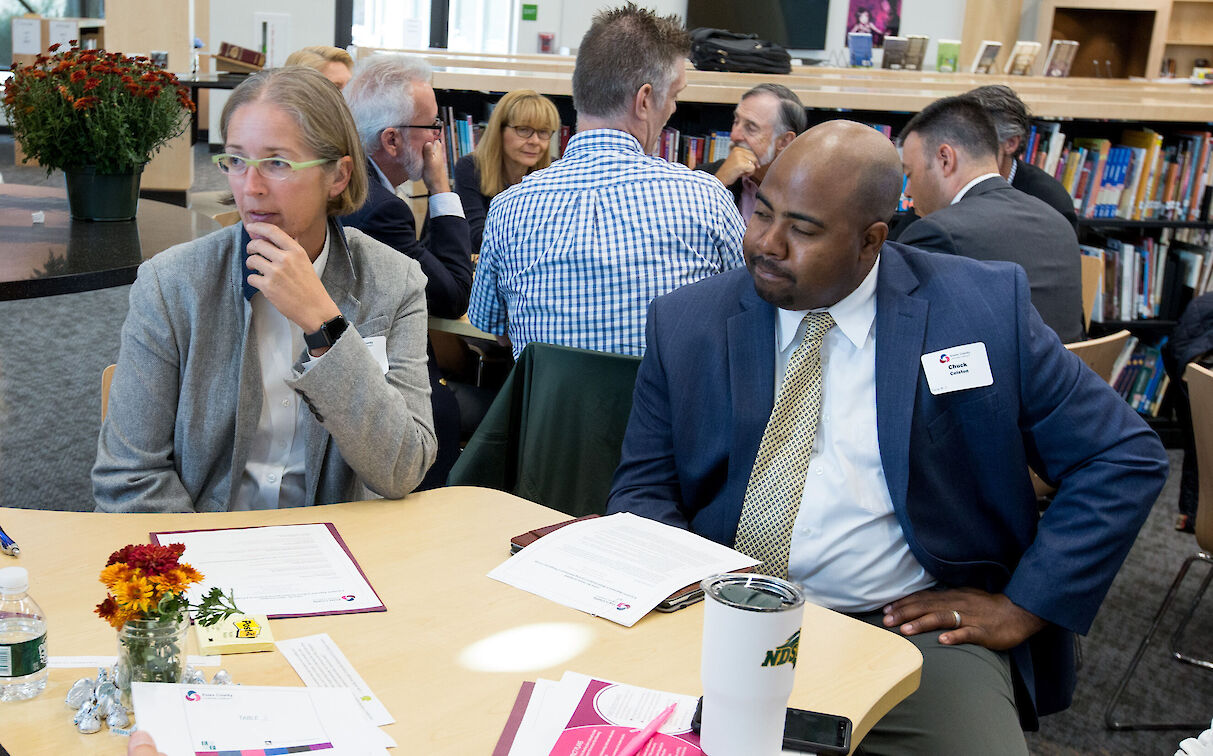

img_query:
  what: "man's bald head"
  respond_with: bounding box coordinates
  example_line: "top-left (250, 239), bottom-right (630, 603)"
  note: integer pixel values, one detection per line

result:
top-left (775, 120), bottom-right (904, 230)
top-left (744, 119), bottom-right (899, 311)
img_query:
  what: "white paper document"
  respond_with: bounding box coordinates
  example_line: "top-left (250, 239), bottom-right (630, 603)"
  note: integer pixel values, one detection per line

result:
top-left (132, 682), bottom-right (389, 755)
top-left (487, 512), bottom-right (758, 627)
top-left (277, 633), bottom-right (394, 727)
top-left (50, 655), bottom-right (218, 669)
top-left (153, 523), bottom-right (385, 619)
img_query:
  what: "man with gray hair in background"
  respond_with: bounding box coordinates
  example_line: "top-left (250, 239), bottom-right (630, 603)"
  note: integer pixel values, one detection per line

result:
top-left (468, 2), bottom-right (744, 358)
top-left (341, 55), bottom-right (473, 489)
top-left (697, 83), bottom-right (808, 223)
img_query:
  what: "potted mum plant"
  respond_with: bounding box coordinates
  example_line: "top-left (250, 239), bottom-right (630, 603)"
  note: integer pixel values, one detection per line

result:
top-left (1, 41), bottom-right (195, 221)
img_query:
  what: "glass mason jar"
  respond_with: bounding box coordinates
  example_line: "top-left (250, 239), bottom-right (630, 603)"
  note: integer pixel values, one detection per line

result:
top-left (115, 616), bottom-right (189, 701)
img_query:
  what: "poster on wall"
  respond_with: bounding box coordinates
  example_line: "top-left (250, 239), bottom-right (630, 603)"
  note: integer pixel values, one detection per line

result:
top-left (846, 0), bottom-right (902, 48)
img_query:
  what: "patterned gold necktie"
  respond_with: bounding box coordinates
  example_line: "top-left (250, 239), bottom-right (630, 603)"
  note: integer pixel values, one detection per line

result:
top-left (734, 311), bottom-right (836, 579)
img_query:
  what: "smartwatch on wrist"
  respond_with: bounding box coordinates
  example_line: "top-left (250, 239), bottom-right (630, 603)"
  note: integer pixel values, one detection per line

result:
top-left (304, 315), bottom-right (348, 352)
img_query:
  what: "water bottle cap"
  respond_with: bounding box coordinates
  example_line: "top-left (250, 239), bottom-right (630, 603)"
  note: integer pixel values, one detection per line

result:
top-left (0, 566), bottom-right (29, 594)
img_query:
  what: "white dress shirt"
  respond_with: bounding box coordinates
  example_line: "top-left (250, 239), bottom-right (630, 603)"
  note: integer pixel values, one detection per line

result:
top-left (369, 159), bottom-right (464, 218)
top-left (234, 233), bottom-right (331, 510)
top-left (951, 172), bottom-right (1004, 205)
top-left (777, 257), bottom-right (937, 611)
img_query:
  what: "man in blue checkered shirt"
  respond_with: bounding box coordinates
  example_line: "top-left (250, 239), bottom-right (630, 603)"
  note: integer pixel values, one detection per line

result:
top-left (467, 4), bottom-right (746, 358)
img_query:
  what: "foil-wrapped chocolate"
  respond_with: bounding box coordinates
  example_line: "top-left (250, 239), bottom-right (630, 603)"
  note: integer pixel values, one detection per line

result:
top-left (76, 711), bottom-right (102, 734)
top-left (183, 666), bottom-right (207, 685)
top-left (106, 702), bottom-right (131, 729)
top-left (65, 678), bottom-right (94, 708)
top-left (211, 669), bottom-right (233, 685)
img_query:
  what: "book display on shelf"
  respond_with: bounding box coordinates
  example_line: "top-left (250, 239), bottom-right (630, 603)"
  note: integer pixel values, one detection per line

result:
top-left (1082, 231), bottom-right (1213, 324)
top-left (970, 40), bottom-right (1002, 74)
top-left (882, 36), bottom-right (909, 69)
top-left (936, 39), bottom-right (961, 73)
top-left (1108, 335), bottom-right (1172, 418)
top-left (1003, 41), bottom-right (1042, 76)
top-left (1042, 40), bottom-right (1079, 78)
top-left (849, 33), bottom-right (874, 67)
top-left (903, 35), bottom-right (929, 71)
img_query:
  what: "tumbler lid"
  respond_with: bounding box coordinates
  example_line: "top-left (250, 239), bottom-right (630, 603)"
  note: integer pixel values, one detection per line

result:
top-left (700, 573), bottom-right (804, 612)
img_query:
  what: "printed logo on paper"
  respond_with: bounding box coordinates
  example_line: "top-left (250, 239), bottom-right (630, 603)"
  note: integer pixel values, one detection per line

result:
top-left (762, 630), bottom-right (800, 668)
top-left (615, 602), bottom-right (631, 611)
top-left (185, 690), bottom-right (201, 701)
top-left (938, 353), bottom-right (950, 363)
top-left (341, 594), bottom-right (355, 601)
top-left (234, 618), bottom-right (261, 638)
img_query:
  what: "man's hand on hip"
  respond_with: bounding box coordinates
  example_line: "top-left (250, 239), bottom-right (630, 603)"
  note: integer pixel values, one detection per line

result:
top-left (881, 587), bottom-right (1048, 650)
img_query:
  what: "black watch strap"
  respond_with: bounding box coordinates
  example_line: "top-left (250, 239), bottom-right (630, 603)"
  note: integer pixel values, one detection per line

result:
top-left (304, 315), bottom-right (348, 351)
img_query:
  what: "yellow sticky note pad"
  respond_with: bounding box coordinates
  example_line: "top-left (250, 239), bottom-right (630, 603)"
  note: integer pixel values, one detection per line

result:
top-left (195, 614), bottom-right (276, 654)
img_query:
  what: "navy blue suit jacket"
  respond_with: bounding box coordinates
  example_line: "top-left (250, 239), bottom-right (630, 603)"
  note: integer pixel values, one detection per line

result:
top-left (340, 160), bottom-right (473, 319)
top-left (607, 243), bottom-right (1168, 726)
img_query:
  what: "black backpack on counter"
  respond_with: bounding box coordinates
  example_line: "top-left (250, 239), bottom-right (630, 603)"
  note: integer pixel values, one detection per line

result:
top-left (689, 28), bottom-right (792, 74)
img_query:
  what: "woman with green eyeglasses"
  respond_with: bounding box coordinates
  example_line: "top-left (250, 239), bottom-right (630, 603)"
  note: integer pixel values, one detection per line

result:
top-left (454, 89), bottom-right (561, 253)
top-left (94, 66), bottom-right (437, 513)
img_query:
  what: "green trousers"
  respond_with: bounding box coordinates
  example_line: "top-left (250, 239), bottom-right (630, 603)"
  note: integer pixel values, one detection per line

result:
top-left (851, 610), bottom-right (1029, 756)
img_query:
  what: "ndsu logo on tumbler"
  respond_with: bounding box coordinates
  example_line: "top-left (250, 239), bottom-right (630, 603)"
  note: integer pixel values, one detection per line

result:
top-left (762, 629), bottom-right (800, 668)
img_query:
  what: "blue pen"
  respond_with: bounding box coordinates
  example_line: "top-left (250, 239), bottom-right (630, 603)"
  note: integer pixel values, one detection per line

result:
top-left (0, 524), bottom-right (19, 556)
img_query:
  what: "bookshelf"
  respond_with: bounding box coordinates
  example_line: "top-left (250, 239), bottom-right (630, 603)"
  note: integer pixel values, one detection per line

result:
top-left (414, 53), bottom-right (1213, 446)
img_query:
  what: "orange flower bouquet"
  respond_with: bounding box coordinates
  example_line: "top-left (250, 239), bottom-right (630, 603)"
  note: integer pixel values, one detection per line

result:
top-left (96, 544), bottom-right (238, 697)
top-left (2, 42), bottom-right (194, 175)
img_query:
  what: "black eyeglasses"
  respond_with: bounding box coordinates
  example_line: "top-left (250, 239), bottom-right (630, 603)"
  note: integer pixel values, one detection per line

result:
top-left (390, 118), bottom-right (444, 133)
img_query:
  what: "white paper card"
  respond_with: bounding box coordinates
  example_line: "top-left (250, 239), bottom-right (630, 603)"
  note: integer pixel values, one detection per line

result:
top-left (488, 512), bottom-right (757, 627)
top-left (50, 655), bottom-right (219, 669)
top-left (364, 335), bottom-right (389, 374)
top-left (920, 342), bottom-right (994, 395)
top-left (131, 683), bottom-right (389, 755)
top-left (12, 18), bottom-right (41, 55)
top-left (46, 20), bottom-right (77, 48)
top-left (277, 633), bottom-right (394, 727)
top-left (161, 523), bottom-right (384, 618)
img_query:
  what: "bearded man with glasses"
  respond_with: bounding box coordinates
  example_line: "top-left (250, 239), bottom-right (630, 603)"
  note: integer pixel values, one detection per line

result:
top-left (340, 54), bottom-right (474, 489)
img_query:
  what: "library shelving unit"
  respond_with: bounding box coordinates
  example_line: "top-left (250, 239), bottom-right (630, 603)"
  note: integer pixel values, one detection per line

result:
top-left (370, 48), bottom-right (1213, 446)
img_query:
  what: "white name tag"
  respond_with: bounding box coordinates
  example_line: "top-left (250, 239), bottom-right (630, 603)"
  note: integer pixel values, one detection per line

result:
top-left (364, 335), bottom-right (390, 375)
top-left (920, 342), bottom-right (994, 395)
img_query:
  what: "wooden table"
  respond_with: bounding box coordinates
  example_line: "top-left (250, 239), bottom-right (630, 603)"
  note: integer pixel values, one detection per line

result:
top-left (0, 488), bottom-right (921, 754)
top-left (0, 184), bottom-right (220, 300)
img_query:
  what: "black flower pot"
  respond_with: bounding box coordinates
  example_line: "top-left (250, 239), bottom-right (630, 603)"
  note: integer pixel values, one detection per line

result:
top-left (63, 164), bottom-right (145, 222)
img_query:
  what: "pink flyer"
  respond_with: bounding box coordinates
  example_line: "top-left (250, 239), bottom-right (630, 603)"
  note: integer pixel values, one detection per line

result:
top-left (549, 678), bottom-right (702, 756)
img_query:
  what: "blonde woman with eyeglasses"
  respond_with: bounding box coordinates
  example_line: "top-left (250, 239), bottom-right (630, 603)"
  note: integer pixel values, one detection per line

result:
top-left (454, 89), bottom-right (561, 253)
top-left (94, 66), bottom-right (436, 513)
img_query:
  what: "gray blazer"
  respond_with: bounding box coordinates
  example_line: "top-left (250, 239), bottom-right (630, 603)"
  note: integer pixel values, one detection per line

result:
top-left (93, 221), bottom-right (437, 512)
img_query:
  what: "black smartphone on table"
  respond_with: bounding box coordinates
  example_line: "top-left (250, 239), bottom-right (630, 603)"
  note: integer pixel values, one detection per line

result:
top-left (691, 696), bottom-right (853, 755)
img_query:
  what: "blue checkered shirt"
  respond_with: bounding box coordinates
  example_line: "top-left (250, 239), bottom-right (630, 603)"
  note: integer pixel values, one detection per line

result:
top-left (468, 129), bottom-right (745, 357)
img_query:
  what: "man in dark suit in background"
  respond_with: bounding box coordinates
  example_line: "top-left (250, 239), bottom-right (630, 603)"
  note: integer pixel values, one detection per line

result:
top-left (897, 96), bottom-right (1085, 342)
top-left (607, 120), bottom-right (1167, 753)
top-left (965, 84), bottom-right (1078, 232)
top-left (695, 83), bottom-right (807, 223)
top-left (341, 54), bottom-right (474, 489)
top-left (888, 85), bottom-right (1078, 240)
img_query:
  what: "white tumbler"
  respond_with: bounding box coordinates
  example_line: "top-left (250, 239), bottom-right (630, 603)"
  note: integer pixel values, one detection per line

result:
top-left (699, 574), bottom-right (806, 756)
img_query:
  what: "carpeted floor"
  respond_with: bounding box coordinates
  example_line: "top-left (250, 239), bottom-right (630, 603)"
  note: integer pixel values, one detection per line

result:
top-left (1, 135), bottom-right (1210, 754)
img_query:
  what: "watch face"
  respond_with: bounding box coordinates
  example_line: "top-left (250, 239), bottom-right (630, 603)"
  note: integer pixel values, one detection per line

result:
top-left (306, 316), bottom-right (347, 350)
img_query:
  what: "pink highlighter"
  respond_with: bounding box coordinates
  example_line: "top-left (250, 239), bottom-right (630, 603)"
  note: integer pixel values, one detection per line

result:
top-left (617, 702), bottom-right (679, 756)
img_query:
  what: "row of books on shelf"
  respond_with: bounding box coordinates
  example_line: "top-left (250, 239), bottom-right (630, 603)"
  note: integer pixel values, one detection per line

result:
top-left (651, 129), bottom-right (733, 168)
top-left (1082, 230), bottom-right (1213, 323)
top-left (1109, 336), bottom-right (1171, 417)
top-left (1023, 124), bottom-right (1213, 222)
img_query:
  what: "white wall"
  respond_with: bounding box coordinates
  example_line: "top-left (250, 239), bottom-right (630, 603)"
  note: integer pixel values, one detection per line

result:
top-left (514, 0), bottom-right (687, 54)
top-left (206, 0), bottom-right (336, 141)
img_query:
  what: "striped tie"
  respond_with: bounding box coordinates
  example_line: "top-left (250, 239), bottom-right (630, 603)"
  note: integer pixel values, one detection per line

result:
top-left (734, 312), bottom-right (836, 578)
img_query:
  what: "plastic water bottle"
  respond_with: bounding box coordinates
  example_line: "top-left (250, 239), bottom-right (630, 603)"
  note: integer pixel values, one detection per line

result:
top-left (0, 566), bottom-right (48, 701)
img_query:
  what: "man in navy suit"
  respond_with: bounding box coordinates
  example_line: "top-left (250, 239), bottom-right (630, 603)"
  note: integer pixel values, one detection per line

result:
top-left (607, 121), bottom-right (1168, 754)
top-left (340, 55), bottom-right (474, 489)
